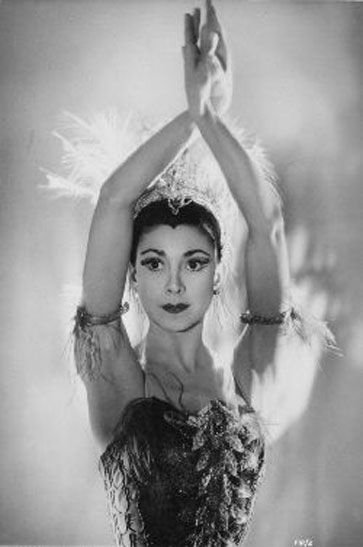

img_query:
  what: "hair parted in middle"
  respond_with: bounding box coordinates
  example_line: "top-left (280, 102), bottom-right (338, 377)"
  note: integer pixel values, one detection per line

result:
top-left (130, 198), bottom-right (223, 266)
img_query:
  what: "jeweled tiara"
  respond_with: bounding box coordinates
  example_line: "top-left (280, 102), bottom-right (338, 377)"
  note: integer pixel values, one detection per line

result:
top-left (133, 151), bottom-right (225, 237)
top-left (41, 110), bottom-right (279, 266)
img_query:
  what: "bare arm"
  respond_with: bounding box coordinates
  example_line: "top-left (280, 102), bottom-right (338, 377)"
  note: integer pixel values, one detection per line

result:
top-left (196, 107), bottom-right (287, 373)
top-left (195, 106), bottom-right (285, 309)
top-left (75, 111), bottom-right (199, 449)
top-left (76, 3), bottom-right (236, 448)
top-left (82, 110), bottom-right (196, 316)
top-left (84, 0), bottom-right (233, 317)
top-left (183, 4), bottom-right (289, 386)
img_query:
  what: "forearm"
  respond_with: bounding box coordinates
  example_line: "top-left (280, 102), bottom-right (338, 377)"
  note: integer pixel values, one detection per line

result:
top-left (82, 111), bottom-right (197, 314)
top-left (102, 110), bottom-right (197, 205)
top-left (193, 105), bottom-right (273, 235)
top-left (194, 105), bottom-right (288, 315)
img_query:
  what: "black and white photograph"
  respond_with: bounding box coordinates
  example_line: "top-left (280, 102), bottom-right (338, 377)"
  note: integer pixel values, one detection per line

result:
top-left (0, 1), bottom-right (362, 546)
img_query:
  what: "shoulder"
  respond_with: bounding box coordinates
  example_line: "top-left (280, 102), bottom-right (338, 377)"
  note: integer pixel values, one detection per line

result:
top-left (73, 305), bottom-right (145, 449)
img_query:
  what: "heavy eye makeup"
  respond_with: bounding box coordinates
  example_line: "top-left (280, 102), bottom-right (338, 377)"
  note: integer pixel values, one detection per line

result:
top-left (139, 254), bottom-right (211, 272)
top-left (140, 257), bottom-right (163, 271)
top-left (186, 257), bottom-right (211, 271)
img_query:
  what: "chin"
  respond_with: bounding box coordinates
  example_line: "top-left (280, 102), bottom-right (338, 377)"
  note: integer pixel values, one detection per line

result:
top-left (151, 309), bottom-right (205, 333)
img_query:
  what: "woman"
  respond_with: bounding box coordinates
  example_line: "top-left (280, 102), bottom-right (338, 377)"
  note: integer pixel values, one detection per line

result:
top-left (72, 2), bottom-right (310, 545)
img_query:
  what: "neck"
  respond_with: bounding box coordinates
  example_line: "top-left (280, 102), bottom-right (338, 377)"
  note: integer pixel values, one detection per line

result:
top-left (143, 319), bottom-right (212, 375)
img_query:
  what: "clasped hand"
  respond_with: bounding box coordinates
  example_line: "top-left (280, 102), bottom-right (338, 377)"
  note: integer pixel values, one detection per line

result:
top-left (183, 0), bottom-right (232, 119)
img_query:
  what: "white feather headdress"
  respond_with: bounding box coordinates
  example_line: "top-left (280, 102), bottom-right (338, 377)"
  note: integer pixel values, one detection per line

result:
top-left (41, 109), bottom-right (279, 344)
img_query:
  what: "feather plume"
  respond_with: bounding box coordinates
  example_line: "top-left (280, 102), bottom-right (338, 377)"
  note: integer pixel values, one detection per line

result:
top-left (40, 109), bottom-right (151, 203)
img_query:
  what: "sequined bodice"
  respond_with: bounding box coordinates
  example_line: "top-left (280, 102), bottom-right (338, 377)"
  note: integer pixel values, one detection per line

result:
top-left (100, 396), bottom-right (265, 547)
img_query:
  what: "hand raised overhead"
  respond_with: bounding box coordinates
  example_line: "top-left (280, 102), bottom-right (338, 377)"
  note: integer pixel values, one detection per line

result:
top-left (183, 0), bottom-right (232, 118)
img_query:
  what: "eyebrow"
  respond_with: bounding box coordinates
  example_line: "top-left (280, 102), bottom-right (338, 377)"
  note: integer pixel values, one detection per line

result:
top-left (140, 248), bottom-right (211, 257)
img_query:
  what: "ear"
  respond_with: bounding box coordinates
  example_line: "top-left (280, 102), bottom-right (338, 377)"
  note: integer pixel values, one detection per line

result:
top-left (213, 268), bottom-right (221, 291)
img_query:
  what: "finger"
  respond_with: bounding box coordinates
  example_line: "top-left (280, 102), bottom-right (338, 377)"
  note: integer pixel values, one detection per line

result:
top-left (206, 1), bottom-right (229, 71)
top-left (182, 42), bottom-right (198, 70)
top-left (184, 13), bottom-right (198, 45)
top-left (184, 13), bottom-right (197, 45)
top-left (192, 8), bottom-right (201, 44)
top-left (201, 25), bottom-right (219, 57)
top-left (206, 0), bottom-right (222, 34)
top-left (215, 33), bottom-right (228, 71)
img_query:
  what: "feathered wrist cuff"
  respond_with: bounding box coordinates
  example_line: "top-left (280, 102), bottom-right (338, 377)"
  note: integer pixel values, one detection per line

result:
top-left (72, 302), bottom-right (129, 382)
top-left (240, 309), bottom-right (292, 326)
top-left (75, 302), bottom-right (129, 328)
top-left (240, 306), bottom-right (337, 353)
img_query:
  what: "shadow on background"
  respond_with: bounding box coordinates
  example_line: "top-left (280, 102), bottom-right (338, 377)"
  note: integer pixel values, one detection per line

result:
top-left (0, 1), bottom-right (362, 546)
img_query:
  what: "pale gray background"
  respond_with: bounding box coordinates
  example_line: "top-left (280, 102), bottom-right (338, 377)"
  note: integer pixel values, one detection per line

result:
top-left (0, 1), bottom-right (362, 546)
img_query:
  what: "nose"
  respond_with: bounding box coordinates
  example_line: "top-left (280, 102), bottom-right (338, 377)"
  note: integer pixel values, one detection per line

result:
top-left (165, 267), bottom-right (185, 295)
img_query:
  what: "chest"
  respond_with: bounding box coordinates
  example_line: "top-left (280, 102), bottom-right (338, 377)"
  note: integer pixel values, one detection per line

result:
top-left (144, 364), bottom-right (242, 413)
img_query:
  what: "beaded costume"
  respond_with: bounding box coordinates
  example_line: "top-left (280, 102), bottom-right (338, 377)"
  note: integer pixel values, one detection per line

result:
top-left (74, 304), bottom-right (266, 547)
top-left (100, 397), bottom-right (265, 547)
top-left (47, 110), bottom-right (335, 546)
top-left (73, 297), bottom-right (329, 546)
top-left (72, 298), bottom-right (334, 546)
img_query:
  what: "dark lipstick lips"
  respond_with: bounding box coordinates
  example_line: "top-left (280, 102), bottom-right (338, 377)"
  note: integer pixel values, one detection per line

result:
top-left (162, 303), bottom-right (190, 314)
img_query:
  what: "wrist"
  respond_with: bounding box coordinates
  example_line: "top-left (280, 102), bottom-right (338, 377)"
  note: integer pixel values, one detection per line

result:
top-left (191, 102), bottom-right (219, 128)
top-left (179, 109), bottom-right (199, 142)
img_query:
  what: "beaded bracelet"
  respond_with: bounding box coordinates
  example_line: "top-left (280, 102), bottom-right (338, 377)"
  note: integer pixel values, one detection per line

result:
top-left (240, 309), bottom-right (292, 326)
top-left (75, 302), bottom-right (129, 328)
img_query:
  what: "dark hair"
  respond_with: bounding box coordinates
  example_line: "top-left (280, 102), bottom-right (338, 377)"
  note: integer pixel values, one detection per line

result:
top-left (130, 199), bottom-right (222, 266)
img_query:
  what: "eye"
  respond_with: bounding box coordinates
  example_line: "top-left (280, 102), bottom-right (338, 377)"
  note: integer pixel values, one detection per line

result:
top-left (186, 258), bottom-right (210, 272)
top-left (140, 257), bottom-right (163, 271)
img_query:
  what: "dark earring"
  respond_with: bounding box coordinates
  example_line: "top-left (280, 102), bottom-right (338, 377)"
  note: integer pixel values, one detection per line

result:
top-left (213, 286), bottom-right (220, 296)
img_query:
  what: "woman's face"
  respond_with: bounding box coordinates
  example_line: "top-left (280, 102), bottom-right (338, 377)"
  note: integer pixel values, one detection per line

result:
top-left (132, 224), bottom-right (218, 333)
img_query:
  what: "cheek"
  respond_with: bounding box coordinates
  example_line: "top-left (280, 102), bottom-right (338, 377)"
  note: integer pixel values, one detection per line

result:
top-left (135, 270), bottom-right (164, 302)
top-left (188, 270), bottom-right (215, 299)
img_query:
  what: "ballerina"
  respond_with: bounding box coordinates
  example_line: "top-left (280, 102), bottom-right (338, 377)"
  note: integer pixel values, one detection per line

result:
top-left (52, 1), bottom-right (334, 545)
